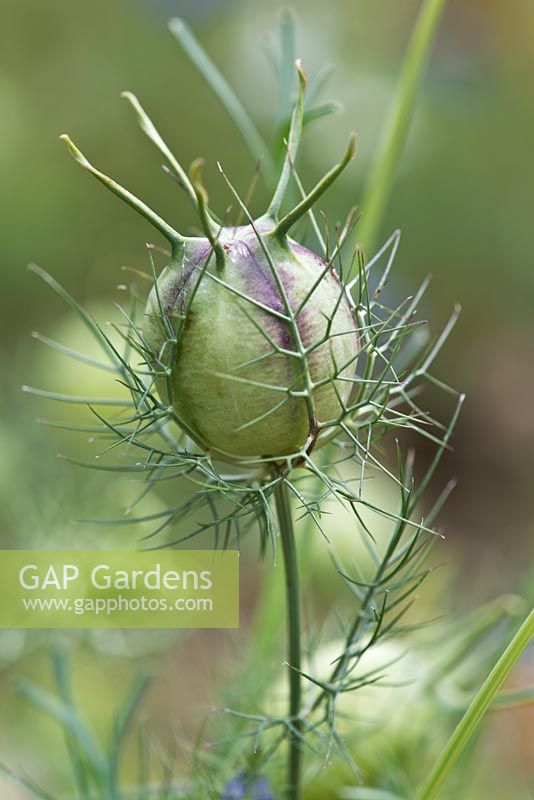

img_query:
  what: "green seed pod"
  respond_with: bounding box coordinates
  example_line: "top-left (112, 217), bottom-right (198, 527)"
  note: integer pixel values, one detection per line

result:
top-left (60, 64), bottom-right (359, 463)
top-left (144, 225), bottom-right (358, 461)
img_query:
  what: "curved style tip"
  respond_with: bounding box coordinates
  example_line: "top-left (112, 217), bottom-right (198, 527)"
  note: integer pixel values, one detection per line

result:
top-left (59, 132), bottom-right (184, 246)
top-left (59, 134), bottom-right (90, 170)
top-left (122, 89), bottom-right (204, 217)
top-left (346, 131), bottom-right (358, 160)
top-left (189, 158), bottom-right (224, 267)
top-left (295, 58), bottom-right (308, 88)
top-left (120, 90), bottom-right (137, 105)
top-left (120, 91), bottom-right (151, 134)
top-left (189, 158), bottom-right (209, 203)
top-left (121, 91), bottom-right (145, 120)
top-left (266, 59), bottom-right (308, 220)
top-left (189, 157), bottom-right (206, 182)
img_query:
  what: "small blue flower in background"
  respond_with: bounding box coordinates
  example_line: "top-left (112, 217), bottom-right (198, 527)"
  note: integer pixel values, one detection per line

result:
top-left (221, 771), bottom-right (272, 799)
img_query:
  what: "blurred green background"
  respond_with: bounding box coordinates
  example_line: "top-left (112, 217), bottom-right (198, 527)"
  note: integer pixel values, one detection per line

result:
top-left (0, 0), bottom-right (532, 797)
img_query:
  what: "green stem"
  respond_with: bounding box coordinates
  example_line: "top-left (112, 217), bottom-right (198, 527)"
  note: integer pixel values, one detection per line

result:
top-left (274, 480), bottom-right (302, 800)
top-left (355, 0), bottom-right (448, 257)
top-left (418, 607), bottom-right (534, 800)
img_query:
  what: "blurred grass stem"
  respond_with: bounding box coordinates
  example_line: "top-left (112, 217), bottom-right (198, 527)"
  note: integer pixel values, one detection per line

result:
top-left (356, 0), bottom-right (447, 257)
top-left (418, 607), bottom-right (534, 799)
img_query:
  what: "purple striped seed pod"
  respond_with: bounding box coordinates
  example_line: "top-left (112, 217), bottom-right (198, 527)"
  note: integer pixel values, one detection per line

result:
top-left (143, 223), bottom-right (359, 463)
top-left (60, 63), bottom-right (359, 465)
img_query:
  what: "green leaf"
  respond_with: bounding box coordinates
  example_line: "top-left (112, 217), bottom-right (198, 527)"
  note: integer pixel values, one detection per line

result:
top-left (418, 608), bottom-right (534, 799)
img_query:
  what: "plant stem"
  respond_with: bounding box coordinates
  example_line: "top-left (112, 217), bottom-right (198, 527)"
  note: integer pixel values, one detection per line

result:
top-left (355, 0), bottom-right (448, 257)
top-left (274, 480), bottom-right (302, 800)
top-left (418, 607), bottom-right (534, 800)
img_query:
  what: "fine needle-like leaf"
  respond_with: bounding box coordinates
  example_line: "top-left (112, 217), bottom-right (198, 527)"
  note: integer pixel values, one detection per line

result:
top-left (418, 608), bottom-right (534, 800)
top-left (169, 17), bottom-right (276, 185)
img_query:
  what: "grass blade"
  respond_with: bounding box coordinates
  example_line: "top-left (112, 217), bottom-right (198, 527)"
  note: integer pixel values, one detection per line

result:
top-left (355, 0), bottom-right (448, 257)
top-left (418, 607), bottom-right (534, 799)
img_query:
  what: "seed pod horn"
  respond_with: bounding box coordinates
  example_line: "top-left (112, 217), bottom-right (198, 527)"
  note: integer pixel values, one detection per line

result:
top-left (274, 131), bottom-right (357, 239)
top-left (121, 90), bottom-right (207, 220)
top-left (266, 59), bottom-right (307, 221)
top-left (59, 134), bottom-right (185, 252)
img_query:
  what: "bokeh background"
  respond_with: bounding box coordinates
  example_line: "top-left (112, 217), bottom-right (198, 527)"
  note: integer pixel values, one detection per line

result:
top-left (0, 0), bottom-right (532, 797)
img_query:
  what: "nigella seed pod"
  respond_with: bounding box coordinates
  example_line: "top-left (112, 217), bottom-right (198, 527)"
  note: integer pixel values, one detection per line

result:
top-left (143, 224), bottom-right (358, 460)
top-left (61, 62), bottom-right (359, 464)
